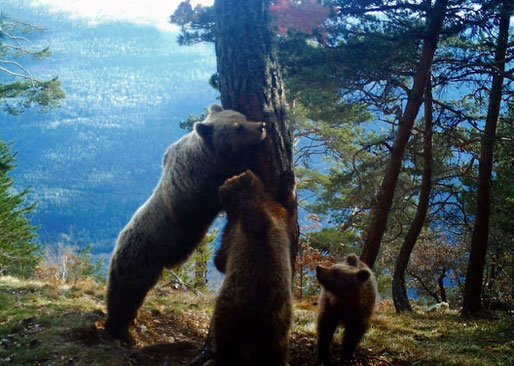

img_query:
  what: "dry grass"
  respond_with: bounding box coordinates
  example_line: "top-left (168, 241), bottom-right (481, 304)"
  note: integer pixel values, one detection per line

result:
top-left (0, 276), bottom-right (512, 366)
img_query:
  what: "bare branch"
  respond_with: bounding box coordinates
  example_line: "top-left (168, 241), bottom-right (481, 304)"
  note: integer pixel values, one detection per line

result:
top-left (0, 66), bottom-right (34, 84)
top-left (0, 60), bottom-right (41, 87)
top-left (2, 43), bottom-right (42, 56)
top-left (0, 29), bottom-right (30, 43)
top-left (158, 270), bottom-right (203, 296)
top-left (338, 3), bottom-right (428, 16)
top-left (0, 12), bottom-right (44, 31)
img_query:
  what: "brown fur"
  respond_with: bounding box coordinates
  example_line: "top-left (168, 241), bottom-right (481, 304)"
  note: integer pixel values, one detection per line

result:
top-left (214, 169), bottom-right (297, 274)
top-left (105, 105), bottom-right (266, 345)
top-left (212, 170), bottom-right (293, 366)
top-left (316, 254), bottom-right (377, 365)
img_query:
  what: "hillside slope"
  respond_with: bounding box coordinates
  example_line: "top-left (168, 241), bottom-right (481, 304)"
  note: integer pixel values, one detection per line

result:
top-left (0, 0), bottom-right (218, 257)
top-left (0, 276), bottom-right (512, 366)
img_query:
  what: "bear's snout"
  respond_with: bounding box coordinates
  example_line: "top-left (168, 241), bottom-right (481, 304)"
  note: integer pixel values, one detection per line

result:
top-left (316, 265), bottom-right (322, 278)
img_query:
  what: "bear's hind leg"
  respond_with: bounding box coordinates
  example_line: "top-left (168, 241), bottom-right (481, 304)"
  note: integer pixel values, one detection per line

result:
top-left (105, 257), bottom-right (163, 345)
top-left (340, 320), bottom-right (367, 361)
top-left (317, 313), bottom-right (338, 366)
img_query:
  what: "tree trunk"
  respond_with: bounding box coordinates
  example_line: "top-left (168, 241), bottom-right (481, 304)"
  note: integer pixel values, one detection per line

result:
top-left (438, 267), bottom-right (447, 303)
top-left (392, 79), bottom-right (434, 313)
top-left (190, 2), bottom-right (298, 363)
top-left (462, 1), bottom-right (511, 317)
top-left (359, 0), bottom-right (448, 269)
top-left (298, 267), bottom-right (304, 300)
top-left (214, 0), bottom-right (298, 266)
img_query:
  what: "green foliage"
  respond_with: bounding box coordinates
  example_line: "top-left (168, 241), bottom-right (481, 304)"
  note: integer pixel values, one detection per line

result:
top-left (179, 112), bottom-right (207, 132)
top-left (0, 136), bottom-right (40, 277)
top-left (0, 13), bottom-right (65, 114)
top-left (0, 14), bottom-right (66, 278)
top-left (283, 0), bottom-right (513, 309)
top-left (169, 0), bottom-right (511, 308)
top-left (309, 226), bottom-right (359, 253)
top-left (162, 230), bottom-right (216, 293)
top-left (169, 1), bottom-right (215, 45)
top-left (491, 109), bottom-right (514, 238)
top-left (0, 78), bottom-right (65, 115)
top-left (76, 244), bottom-right (105, 282)
top-left (482, 108), bottom-right (514, 309)
top-left (455, 105), bottom-right (514, 310)
top-left (192, 230), bottom-right (215, 290)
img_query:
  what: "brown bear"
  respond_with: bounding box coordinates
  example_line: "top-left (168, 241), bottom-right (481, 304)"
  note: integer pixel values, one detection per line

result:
top-left (105, 105), bottom-right (266, 345)
top-left (213, 168), bottom-right (297, 274)
top-left (316, 254), bottom-right (377, 365)
top-left (211, 170), bottom-right (293, 366)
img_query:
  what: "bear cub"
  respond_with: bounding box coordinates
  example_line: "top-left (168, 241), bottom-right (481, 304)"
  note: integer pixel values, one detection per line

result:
top-left (316, 254), bottom-right (377, 365)
top-left (212, 170), bottom-right (293, 366)
top-left (105, 105), bottom-right (266, 345)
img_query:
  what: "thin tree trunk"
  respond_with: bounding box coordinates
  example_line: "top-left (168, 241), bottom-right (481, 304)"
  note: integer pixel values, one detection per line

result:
top-left (410, 272), bottom-right (440, 303)
top-left (299, 268), bottom-right (304, 300)
top-left (360, 0), bottom-right (448, 268)
top-left (462, 2), bottom-right (511, 317)
top-left (438, 267), bottom-right (447, 303)
top-left (392, 79), bottom-right (434, 313)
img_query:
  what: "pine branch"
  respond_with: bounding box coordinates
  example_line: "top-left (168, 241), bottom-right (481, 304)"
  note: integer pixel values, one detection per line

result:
top-left (0, 60), bottom-right (42, 87)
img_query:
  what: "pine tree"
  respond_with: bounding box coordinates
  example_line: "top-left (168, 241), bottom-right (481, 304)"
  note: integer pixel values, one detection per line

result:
top-left (0, 13), bottom-right (65, 114)
top-left (0, 137), bottom-right (39, 277)
top-left (462, 0), bottom-right (512, 316)
top-left (0, 14), bottom-right (65, 277)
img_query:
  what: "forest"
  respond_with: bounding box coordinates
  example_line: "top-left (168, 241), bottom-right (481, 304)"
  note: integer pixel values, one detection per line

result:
top-left (0, 0), bottom-right (513, 365)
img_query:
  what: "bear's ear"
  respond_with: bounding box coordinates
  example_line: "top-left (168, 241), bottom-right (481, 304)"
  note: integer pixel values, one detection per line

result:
top-left (194, 122), bottom-right (213, 140)
top-left (356, 269), bottom-right (371, 283)
top-left (208, 103), bottom-right (223, 115)
top-left (219, 184), bottom-right (231, 208)
top-left (316, 265), bottom-right (329, 285)
top-left (240, 170), bottom-right (258, 186)
top-left (346, 254), bottom-right (359, 267)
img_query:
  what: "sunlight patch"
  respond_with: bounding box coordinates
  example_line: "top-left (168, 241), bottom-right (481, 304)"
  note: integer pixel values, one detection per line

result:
top-left (29, 0), bottom-right (213, 31)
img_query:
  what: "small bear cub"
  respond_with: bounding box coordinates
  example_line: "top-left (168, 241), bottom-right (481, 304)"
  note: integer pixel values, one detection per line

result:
top-left (316, 254), bottom-right (377, 365)
top-left (212, 170), bottom-right (293, 366)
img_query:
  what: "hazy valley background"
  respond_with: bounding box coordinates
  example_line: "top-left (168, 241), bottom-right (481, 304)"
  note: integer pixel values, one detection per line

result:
top-left (0, 0), bottom-right (219, 269)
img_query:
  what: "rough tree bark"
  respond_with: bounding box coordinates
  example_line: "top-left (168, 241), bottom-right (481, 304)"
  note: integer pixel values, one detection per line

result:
top-left (438, 267), bottom-right (447, 303)
top-left (359, 0), bottom-right (448, 268)
top-left (214, 0), bottom-right (298, 264)
top-left (190, 1), bottom-right (298, 363)
top-left (392, 78), bottom-right (433, 313)
top-left (461, 1), bottom-right (511, 317)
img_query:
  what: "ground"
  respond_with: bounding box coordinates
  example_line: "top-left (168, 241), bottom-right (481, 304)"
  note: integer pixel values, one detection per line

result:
top-left (0, 276), bottom-right (512, 366)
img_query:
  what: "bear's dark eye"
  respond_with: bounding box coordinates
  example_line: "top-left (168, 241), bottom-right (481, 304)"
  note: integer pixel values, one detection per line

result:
top-left (236, 124), bottom-right (244, 132)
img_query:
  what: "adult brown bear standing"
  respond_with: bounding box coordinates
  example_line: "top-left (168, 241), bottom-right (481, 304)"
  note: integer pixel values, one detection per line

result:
top-left (105, 104), bottom-right (266, 345)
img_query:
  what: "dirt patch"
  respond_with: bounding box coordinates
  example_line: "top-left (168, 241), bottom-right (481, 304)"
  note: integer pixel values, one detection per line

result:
top-left (128, 342), bottom-right (200, 366)
top-left (289, 331), bottom-right (393, 366)
top-left (70, 307), bottom-right (395, 366)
